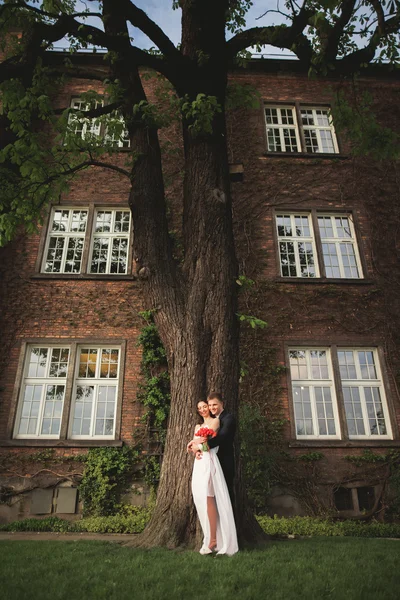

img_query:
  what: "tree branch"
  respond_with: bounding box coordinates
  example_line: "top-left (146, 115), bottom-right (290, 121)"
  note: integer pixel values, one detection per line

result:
top-left (339, 10), bottom-right (400, 71)
top-left (226, 25), bottom-right (313, 64)
top-left (119, 0), bottom-right (181, 61)
top-left (368, 0), bottom-right (387, 34)
top-left (323, 0), bottom-right (357, 62)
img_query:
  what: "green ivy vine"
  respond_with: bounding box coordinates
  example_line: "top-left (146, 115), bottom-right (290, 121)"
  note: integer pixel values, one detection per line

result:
top-left (136, 310), bottom-right (171, 490)
top-left (79, 446), bottom-right (141, 517)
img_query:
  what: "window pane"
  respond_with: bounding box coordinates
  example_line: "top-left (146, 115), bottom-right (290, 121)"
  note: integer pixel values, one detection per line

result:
top-left (28, 348), bottom-right (48, 378)
top-left (298, 242), bottom-right (315, 278)
top-left (358, 351), bottom-right (377, 379)
top-left (95, 211), bottom-right (112, 233)
top-left (70, 210), bottom-right (88, 233)
top-left (338, 351), bottom-right (357, 379)
top-left (343, 387), bottom-right (365, 435)
top-left (114, 211), bottom-right (130, 233)
top-left (310, 351), bottom-right (328, 379)
top-left (90, 237), bottom-right (109, 274)
top-left (110, 238), bottom-right (128, 274)
top-left (49, 348), bottom-right (70, 378)
top-left (289, 350), bottom-right (307, 379)
top-left (18, 385), bottom-right (42, 435)
top-left (64, 237), bottom-right (84, 274)
top-left (79, 349), bottom-right (98, 378)
top-left (279, 241), bottom-right (297, 277)
top-left (52, 210), bottom-right (70, 232)
top-left (293, 386), bottom-right (314, 436)
top-left (100, 349), bottom-right (119, 378)
top-left (315, 387), bottom-right (336, 436)
top-left (40, 385), bottom-right (65, 436)
top-left (72, 386), bottom-right (94, 435)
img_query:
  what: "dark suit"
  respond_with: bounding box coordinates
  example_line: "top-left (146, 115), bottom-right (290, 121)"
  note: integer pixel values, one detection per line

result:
top-left (208, 410), bottom-right (236, 503)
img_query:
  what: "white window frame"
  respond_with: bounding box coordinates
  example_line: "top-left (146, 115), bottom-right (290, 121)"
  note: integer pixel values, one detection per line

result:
top-left (317, 214), bottom-right (363, 279)
top-left (89, 208), bottom-right (132, 275)
top-left (265, 103), bottom-right (339, 154)
top-left (264, 105), bottom-right (301, 153)
top-left (300, 107), bottom-right (339, 154)
top-left (67, 98), bottom-right (103, 140)
top-left (104, 113), bottom-right (131, 148)
top-left (276, 213), bottom-right (319, 278)
top-left (13, 345), bottom-right (71, 439)
top-left (289, 348), bottom-right (341, 440)
top-left (69, 346), bottom-right (121, 440)
top-left (275, 211), bottom-right (363, 280)
top-left (338, 348), bottom-right (392, 440)
top-left (68, 97), bottom-right (130, 148)
top-left (41, 207), bottom-right (88, 274)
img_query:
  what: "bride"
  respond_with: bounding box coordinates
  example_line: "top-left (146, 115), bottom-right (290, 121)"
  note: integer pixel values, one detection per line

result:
top-left (188, 400), bottom-right (238, 555)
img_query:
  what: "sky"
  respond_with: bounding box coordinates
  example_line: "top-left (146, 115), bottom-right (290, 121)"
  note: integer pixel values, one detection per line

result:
top-left (70, 0), bottom-right (294, 58)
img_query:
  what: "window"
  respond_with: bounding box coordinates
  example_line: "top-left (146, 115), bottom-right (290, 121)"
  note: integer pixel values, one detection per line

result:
top-left (276, 214), bottom-right (318, 278)
top-left (264, 106), bottom-right (301, 153)
top-left (67, 97), bottom-right (130, 148)
top-left (276, 212), bottom-right (363, 279)
top-left (40, 206), bottom-right (132, 276)
top-left (68, 98), bottom-right (102, 140)
top-left (90, 210), bottom-right (131, 274)
top-left (338, 349), bottom-right (389, 438)
top-left (70, 347), bottom-right (120, 439)
top-left (265, 104), bottom-right (339, 154)
top-left (334, 485), bottom-right (377, 514)
top-left (288, 347), bottom-right (392, 440)
top-left (318, 215), bottom-right (361, 278)
top-left (43, 208), bottom-right (88, 274)
top-left (13, 342), bottom-right (124, 441)
top-left (289, 349), bottom-right (340, 439)
top-left (14, 346), bottom-right (70, 438)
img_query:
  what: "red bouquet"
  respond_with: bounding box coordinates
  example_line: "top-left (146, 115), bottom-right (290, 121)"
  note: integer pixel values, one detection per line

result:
top-left (195, 427), bottom-right (217, 439)
top-left (195, 427), bottom-right (216, 452)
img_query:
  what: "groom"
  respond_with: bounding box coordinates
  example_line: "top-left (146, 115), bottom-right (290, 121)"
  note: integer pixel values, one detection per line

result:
top-left (195, 392), bottom-right (236, 504)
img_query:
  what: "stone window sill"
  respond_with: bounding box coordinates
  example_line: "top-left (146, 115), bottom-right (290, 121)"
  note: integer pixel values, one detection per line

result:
top-left (31, 274), bottom-right (135, 281)
top-left (274, 277), bottom-right (374, 285)
top-left (261, 152), bottom-right (348, 160)
top-left (289, 440), bottom-right (400, 449)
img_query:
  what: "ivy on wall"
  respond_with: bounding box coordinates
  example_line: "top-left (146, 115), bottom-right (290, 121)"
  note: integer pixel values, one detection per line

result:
top-left (79, 446), bottom-right (141, 517)
top-left (137, 310), bottom-right (171, 434)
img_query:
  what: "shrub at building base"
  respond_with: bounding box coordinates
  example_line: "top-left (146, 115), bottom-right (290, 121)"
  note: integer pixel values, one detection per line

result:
top-left (2, 514), bottom-right (400, 538)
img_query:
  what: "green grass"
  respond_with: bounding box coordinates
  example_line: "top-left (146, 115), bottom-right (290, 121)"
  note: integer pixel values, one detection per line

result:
top-left (0, 538), bottom-right (399, 600)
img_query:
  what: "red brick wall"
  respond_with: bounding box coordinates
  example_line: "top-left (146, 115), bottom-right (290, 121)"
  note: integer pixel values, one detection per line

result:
top-left (0, 61), bottom-right (399, 489)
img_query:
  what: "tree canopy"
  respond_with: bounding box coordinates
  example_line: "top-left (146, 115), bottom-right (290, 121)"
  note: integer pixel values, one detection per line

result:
top-left (0, 1), bottom-right (399, 244)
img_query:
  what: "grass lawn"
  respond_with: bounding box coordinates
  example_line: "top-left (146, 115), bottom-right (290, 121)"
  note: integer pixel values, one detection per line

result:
top-left (1, 538), bottom-right (399, 600)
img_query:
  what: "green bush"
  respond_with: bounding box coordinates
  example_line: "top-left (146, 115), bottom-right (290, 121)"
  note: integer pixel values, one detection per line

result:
top-left (0, 507), bottom-right (151, 534)
top-left (76, 511), bottom-right (151, 534)
top-left (3, 513), bottom-right (399, 538)
top-left (256, 515), bottom-right (400, 538)
top-left (0, 517), bottom-right (73, 533)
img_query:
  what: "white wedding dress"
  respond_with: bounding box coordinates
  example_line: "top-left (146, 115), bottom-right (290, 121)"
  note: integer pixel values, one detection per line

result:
top-left (191, 446), bottom-right (238, 555)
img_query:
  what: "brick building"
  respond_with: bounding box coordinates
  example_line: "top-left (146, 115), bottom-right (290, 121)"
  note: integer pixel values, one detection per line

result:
top-left (0, 53), bottom-right (399, 522)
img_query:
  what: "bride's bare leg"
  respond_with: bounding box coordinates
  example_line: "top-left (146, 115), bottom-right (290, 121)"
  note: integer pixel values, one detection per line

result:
top-left (207, 496), bottom-right (217, 549)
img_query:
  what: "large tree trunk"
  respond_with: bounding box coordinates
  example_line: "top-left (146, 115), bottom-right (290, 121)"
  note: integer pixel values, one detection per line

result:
top-left (132, 96), bottom-right (262, 549)
top-left (102, 0), bottom-right (264, 548)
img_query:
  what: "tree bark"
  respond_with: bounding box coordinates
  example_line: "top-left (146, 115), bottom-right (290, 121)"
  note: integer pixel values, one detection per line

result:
top-left (127, 0), bottom-right (264, 549)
